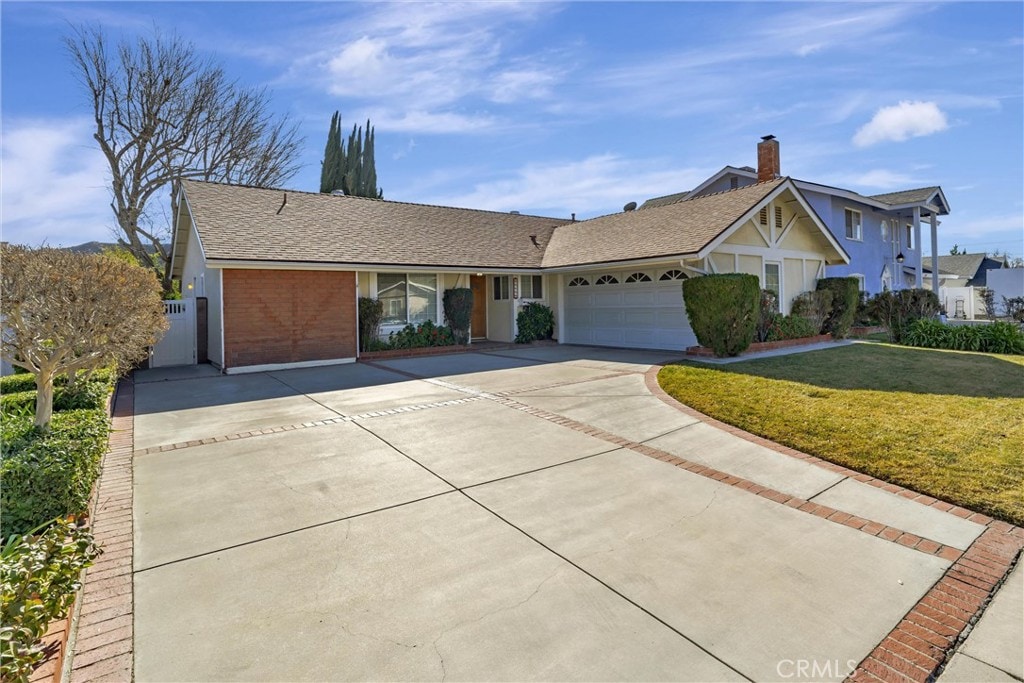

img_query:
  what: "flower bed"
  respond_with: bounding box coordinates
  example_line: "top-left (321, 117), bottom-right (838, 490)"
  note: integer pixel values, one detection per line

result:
top-left (686, 334), bottom-right (833, 357)
top-left (359, 344), bottom-right (474, 361)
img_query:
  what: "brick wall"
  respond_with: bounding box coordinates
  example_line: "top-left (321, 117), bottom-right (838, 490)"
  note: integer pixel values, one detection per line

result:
top-left (222, 269), bottom-right (356, 369)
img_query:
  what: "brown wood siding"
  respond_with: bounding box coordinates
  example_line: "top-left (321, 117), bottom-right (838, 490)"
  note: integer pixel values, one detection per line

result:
top-left (222, 269), bottom-right (356, 369)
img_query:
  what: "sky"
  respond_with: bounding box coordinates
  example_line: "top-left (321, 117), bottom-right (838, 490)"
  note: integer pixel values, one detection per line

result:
top-left (2, 1), bottom-right (1022, 260)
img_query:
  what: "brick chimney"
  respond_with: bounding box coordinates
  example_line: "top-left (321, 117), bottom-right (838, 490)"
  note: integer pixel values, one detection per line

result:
top-left (757, 135), bottom-right (780, 182)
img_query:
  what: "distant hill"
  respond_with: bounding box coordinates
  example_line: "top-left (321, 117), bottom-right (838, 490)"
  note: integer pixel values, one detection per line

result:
top-left (66, 241), bottom-right (119, 254)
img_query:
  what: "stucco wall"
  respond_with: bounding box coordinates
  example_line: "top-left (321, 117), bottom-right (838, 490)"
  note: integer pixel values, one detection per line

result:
top-left (221, 269), bottom-right (357, 369)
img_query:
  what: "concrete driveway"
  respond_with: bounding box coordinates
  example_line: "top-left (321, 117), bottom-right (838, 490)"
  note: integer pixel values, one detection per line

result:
top-left (130, 346), bottom-right (995, 682)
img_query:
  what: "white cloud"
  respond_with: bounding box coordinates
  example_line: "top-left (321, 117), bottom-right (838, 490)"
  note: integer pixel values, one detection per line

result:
top-left (0, 118), bottom-right (115, 247)
top-left (369, 109), bottom-right (498, 134)
top-left (284, 2), bottom-right (564, 133)
top-left (946, 212), bottom-right (1024, 239)
top-left (842, 169), bottom-right (921, 189)
top-left (432, 155), bottom-right (707, 218)
top-left (853, 101), bottom-right (949, 147)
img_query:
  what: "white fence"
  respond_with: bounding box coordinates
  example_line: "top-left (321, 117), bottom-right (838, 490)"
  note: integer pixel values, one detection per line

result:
top-left (151, 299), bottom-right (196, 367)
top-left (940, 286), bottom-right (982, 320)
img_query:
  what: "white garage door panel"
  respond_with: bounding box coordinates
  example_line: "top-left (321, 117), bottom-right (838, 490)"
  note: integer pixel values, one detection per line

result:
top-left (563, 276), bottom-right (697, 351)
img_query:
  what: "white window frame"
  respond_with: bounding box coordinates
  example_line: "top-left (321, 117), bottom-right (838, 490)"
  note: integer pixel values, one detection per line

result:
top-left (905, 223), bottom-right (915, 250)
top-left (764, 261), bottom-right (783, 310)
top-left (375, 272), bottom-right (441, 328)
top-left (880, 220), bottom-right (889, 242)
top-left (845, 208), bottom-right (863, 241)
top-left (520, 274), bottom-right (543, 299)
top-left (493, 275), bottom-right (510, 301)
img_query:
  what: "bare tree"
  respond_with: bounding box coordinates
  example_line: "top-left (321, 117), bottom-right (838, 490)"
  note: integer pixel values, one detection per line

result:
top-left (65, 26), bottom-right (302, 292)
top-left (1, 245), bottom-right (168, 430)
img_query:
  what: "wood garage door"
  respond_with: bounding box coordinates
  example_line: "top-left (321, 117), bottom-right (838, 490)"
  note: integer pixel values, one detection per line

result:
top-left (562, 269), bottom-right (697, 351)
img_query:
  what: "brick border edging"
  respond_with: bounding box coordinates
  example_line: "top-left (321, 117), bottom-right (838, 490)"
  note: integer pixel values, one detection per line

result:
top-left (685, 334), bottom-right (833, 357)
top-left (643, 363), bottom-right (1024, 683)
top-left (66, 375), bottom-right (136, 682)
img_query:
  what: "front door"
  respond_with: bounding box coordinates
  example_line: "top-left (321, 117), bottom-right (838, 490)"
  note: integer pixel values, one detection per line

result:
top-left (470, 275), bottom-right (487, 339)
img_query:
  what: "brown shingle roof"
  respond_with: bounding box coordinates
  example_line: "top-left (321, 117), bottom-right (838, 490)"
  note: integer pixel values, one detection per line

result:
top-left (181, 180), bottom-right (568, 269)
top-left (542, 178), bottom-right (786, 268)
top-left (868, 186), bottom-right (941, 205)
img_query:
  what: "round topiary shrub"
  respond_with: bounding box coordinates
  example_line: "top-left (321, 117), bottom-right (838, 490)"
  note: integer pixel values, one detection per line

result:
top-left (682, 273), bottom-right (760, 357)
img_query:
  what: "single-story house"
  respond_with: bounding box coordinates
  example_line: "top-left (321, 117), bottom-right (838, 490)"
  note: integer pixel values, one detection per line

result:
top-left (171, 171), bottom-right (849, 373)
top-left (921, 253), bottom-right (1007, 289)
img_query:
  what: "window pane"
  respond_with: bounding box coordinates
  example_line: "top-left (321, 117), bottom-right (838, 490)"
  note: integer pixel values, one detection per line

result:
top-left (764, 263), bottom-right (781, 300)
top-left (378, 274), bottom-right (407, 325)
top-left (409, 274), bottom-right (437, 323)
top-left (523, 275), bottom-right (542, 298)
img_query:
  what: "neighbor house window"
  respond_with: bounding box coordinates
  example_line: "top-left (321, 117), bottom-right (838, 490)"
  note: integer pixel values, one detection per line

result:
top-left (905, 224), bottom-right (914, 249)
top-left (880, 220), bottom-right (890, 242)
top-left (378, 273), bottom-right (438, 325)
top-left (521, 275), bottom-right (543, 299)
top-left (764, 262), bottom-right (782, 303)
top-left (493, 276), bottom-right (510, 300)
top-left (845, 209), bottom-right (862, 241)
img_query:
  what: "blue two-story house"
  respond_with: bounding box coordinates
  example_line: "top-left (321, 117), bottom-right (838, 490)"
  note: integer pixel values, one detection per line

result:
top-left (642, 136), bottom-right (950, 297)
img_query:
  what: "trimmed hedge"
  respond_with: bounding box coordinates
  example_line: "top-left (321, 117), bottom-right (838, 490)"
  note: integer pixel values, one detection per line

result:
top-left (515, 302), bottom-right (555, 343)
top-left (1, 381), bottom-right (110, 415)
top-left (765, 314), bottom-right (818, 342)
top-left (1, 409), bottom-right (111, 537)
top-left (904, 319), bottom-right (1024, 355)
top-left (0, 367), bottom-right (115, 396)
top-left (682, 274), bottom-right (760, 357)
top-left (816, 277), bottom-right (860, 339)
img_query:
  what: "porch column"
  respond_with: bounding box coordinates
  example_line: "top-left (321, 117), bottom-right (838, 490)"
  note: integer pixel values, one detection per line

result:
top-left (556, 273), bottom-right (565, 344)
top-left (913, 206), bottom-right (923, 288)
top-left (930, 214), bottom-right (939, 294)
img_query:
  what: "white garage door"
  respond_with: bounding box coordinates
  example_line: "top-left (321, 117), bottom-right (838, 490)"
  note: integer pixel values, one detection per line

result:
top-left (562, 269), bottom-right (697, 351)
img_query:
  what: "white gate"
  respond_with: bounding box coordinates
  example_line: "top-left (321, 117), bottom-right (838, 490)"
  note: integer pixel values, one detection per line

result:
top-left (151, 299), bottom-right (196, 367)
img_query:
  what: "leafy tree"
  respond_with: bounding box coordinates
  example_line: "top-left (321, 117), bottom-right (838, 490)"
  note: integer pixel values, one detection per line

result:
top-left (65, 26), bottom-right (302, 294)
top-left (0, 245), bottom-right (168, 430)
top-left (320, 111), bottom-right (382, 198)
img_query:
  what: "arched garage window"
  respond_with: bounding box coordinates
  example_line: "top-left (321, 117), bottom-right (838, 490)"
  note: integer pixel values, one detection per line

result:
top-left (595, 275), bottom-right (619, 285)
top-left (659, 269), bottom-right (688, 281)
top-left (568, 277), bottom-right (590, 287)
top-left (625, 272), bottom-right (652, 283)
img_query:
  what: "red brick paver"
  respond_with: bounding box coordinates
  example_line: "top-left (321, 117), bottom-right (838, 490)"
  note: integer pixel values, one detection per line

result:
top-left (69, 377), bottom-right (135, 683)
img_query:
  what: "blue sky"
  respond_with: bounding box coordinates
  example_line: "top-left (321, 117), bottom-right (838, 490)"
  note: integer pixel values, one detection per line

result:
top-left (2, 1), bottom-right (1022, 260)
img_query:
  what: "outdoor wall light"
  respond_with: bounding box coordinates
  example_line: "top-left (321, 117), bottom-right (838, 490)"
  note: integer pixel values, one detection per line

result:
top-left (896, 252), bottom-right (905, 263)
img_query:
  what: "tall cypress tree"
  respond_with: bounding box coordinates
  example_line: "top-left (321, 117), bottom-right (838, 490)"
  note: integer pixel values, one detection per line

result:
top-left (319, 111), bottom-right (342, 194)
top-left (319, 111), bottom-right (383, 198)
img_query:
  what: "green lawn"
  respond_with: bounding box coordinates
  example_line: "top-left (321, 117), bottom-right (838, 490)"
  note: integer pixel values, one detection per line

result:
top-left (657, 343), bottom-right (1024, 525)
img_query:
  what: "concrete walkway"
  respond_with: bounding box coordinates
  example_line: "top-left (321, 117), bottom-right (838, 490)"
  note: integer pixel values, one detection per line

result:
top-left (122, 346), bottom-right (1021, 682)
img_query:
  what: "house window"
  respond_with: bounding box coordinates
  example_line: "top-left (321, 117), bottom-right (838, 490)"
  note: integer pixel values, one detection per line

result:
top-left (764, 262), bottom-right (782, 302)
top-left (881, 220), bottom-right (889, 242)
top-left (595, 274), bottom-right (619, 285)
top-left (567, 276), bottom-right (589, 287)
top-left (521, 275), bottom-right (543, 299)
top-left (845, 209), bottom-right (862, 241)
top-left (852, 273), bottom-right (866, 291)
top-left (659, 269), bottom-right (688, 281)
top-left (625, 272), bottom-right (652, 283)
top-left (905, 224), bottom-right (914, 250)
top-left (493, 276), bottom-right (510, 300)
top-left (378, 273), bottom-right (438, 325)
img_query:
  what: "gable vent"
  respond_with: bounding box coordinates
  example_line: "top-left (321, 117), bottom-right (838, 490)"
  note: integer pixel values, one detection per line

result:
top-left (775, 206), bottom-right (783, 228)
top-left (759, 208), bottom-right (768, 226)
